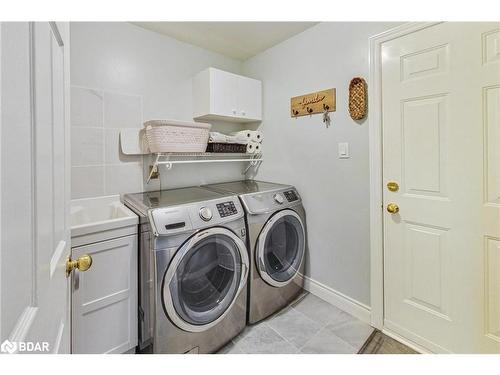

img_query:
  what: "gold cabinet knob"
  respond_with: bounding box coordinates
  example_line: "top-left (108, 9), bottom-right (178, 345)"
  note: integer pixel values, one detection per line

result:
top-left (387, 203), bottom-right (400, 214)
top-left (66, 254), bottom-right (93, 277)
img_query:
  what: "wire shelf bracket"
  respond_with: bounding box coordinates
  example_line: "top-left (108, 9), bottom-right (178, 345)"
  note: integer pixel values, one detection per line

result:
top-left (146, 152), bottom-right (263, 183)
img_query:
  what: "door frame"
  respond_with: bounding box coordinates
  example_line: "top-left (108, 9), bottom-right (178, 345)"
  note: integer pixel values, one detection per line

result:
top-left (368, 22), bottom-right (442, 334)
top-left (61, 20), bottom-right (72, 352)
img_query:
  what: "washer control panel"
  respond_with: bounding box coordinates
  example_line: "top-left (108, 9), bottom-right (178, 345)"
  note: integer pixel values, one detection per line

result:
top-left (199, 207), bottom-right (213, 221)
top-left (217, 201), bottom-right (238, 218)
top-left (283, 190), bottom-right (299, 202)
top-left (273, 193), bottom-right (285, 204)
top-left (149, 196), bottom-right (243, 236)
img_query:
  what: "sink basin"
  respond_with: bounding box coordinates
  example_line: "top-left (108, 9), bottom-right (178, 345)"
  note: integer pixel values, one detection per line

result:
top-left (71, 195), bottom-right (138, 247)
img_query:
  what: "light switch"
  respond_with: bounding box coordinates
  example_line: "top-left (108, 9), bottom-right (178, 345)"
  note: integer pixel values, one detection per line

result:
top-left (338, 142), bottom-right (350, 159)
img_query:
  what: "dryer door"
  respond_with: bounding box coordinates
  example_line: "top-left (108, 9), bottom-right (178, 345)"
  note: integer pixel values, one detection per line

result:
top-left (256, 209), bottom-right (305, 287)
top-left (163, 227), bottom-right (249, 333)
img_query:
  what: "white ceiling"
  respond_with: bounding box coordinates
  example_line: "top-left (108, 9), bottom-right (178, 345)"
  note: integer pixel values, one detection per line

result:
top-left (132, 22), bottom-right (318, 60)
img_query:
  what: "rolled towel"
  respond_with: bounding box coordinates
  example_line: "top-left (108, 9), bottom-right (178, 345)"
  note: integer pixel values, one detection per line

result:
top-left (231, 130), bottom-right (263, 143)
top-left (209, 131), bottom-right (228, 143)
top-left (250, 130), bottom-right (263, 143)
top-left (229, 131), bottom-right (252, 144)
top-left (246, 142), bottom-right (257, 154)
top-left (254, 142), bottom-right (262, 154)
top-left (231, 130), bottom-right (251, 140)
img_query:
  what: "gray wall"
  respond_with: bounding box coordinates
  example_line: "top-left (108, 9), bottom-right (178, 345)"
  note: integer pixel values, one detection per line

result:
top-left (70, 21), bottom-right (401, 307)
top-left (70, 22), bottom-right (246, 198)
top-left (243, 22), bottom-right (400, 306)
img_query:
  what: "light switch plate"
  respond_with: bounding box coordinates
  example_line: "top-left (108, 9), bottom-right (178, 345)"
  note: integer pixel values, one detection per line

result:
top-left (338, 142), bottom-right (350, 159)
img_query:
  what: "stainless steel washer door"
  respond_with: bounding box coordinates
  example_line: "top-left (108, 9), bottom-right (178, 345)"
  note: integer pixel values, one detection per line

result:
top-left (256, 209), bottom-right (305, 288)
top-left (163, 227), bottom-right (249, 333)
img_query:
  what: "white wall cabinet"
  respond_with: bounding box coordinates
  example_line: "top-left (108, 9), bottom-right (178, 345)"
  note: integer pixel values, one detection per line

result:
top-left (193, 67), bottom-right (262, 123)
top-left (72, 235), bottom-right (138, 354)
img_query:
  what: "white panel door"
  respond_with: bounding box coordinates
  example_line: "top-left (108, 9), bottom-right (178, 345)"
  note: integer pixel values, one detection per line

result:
top-left (482, 26), bottom-right (500, 353)
top-left (0, 22), bottom-right (71, 354)
top-left (382, 22), bottom-right (500, 353)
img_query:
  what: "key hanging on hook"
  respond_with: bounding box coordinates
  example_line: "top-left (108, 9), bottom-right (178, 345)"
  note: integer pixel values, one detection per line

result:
top-left (322, 104), bottom-right (331, 128)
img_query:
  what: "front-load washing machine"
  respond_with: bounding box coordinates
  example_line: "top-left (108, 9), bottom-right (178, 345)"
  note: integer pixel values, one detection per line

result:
top-left (203, 180), bottom-right (307, 324)
top-left (122, 187), bottom-right (249, 353)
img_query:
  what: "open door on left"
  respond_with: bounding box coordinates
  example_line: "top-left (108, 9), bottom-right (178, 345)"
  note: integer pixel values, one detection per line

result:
top-left (0, 21), bottom-right (71, 354)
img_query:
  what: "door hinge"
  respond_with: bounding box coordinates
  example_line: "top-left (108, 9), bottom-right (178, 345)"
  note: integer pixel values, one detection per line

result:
top-left (139, 306), bottom-right (145, 322)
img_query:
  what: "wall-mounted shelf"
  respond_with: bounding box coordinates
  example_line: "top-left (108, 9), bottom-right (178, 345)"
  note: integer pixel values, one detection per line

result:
top-left (146, 152), bottom-right (263, 183)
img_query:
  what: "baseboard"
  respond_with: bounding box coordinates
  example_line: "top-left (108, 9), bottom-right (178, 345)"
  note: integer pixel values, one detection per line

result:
top-left (302, 275), bottom-right (371, 324)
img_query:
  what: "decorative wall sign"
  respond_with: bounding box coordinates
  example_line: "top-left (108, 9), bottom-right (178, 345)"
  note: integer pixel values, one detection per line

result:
top-left (291, 88), bottom-right (336, 118)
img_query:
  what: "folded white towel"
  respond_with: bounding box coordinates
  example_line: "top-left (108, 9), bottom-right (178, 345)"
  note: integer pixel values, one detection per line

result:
top-left (226, 132), bottom-right (250, 144)
top-left (231, 130), bottom-right (263, 143)
top-left (209, 131), bottom-right (249, 145)
top-left (226, 135), bottom-right (248, 145)
top-left (208, 132), bottom-right (227, 143)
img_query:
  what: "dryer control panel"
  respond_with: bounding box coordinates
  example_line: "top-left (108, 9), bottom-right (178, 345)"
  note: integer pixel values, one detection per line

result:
top-left (240, 187), bottom-right (302, 215)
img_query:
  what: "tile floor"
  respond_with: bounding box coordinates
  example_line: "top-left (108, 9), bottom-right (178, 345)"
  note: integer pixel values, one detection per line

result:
top-left (218, 292), bottom-right (375, 354)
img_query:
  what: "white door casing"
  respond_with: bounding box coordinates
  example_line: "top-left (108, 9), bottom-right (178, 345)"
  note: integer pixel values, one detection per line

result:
top-left (371, 22), bottom-right (500, 353)
top-left (0, 22), bottom-right (71, 354)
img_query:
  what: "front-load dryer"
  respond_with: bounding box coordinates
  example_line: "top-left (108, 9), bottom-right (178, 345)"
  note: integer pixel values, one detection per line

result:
top-left (123, 187), bottom-right (249, 353)
top-left (202, 180), bottom-right (307, 324)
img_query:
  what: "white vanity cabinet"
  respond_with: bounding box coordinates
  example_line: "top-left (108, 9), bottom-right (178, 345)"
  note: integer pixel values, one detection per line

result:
top-left (72, 235), bottom-right (137, 354)
top-left (70, 196), bottom-right (138, 354)
top-left (193, 67), bottom-right (262, 122)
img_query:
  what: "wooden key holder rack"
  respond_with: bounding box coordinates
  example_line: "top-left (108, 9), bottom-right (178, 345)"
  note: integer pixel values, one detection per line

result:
top-left (291, 88), bottom-right (336, 118)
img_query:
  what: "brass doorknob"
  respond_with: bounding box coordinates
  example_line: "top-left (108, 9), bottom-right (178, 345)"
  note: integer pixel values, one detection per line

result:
top-left (387, 181), bottom-right (399, 192)
top-left (387, 203), bottom-right (399, 214)
top-left (66, 254), bottom-right (93, 277)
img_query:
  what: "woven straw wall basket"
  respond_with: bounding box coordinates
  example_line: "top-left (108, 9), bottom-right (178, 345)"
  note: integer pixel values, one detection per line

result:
top-left (349, 77), bottom-right (367, 120)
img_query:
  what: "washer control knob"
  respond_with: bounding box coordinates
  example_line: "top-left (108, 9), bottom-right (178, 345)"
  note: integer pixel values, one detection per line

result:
top-left (199, 207), bottom-right (213, 221)
top-left (273, 193), bottom-right (285, 204)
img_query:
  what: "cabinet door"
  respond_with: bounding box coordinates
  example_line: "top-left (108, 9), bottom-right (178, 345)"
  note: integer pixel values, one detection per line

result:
top-left (211, 68), bottom-right (238, 117)
top-left (237, 76), bottom-right (262, 121)
top-left (72, 235), bottom-right (138, 354)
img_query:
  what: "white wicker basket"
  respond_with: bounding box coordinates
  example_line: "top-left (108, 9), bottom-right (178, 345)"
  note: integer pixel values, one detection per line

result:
top-left (144, 119), bottom-right (211, 153)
